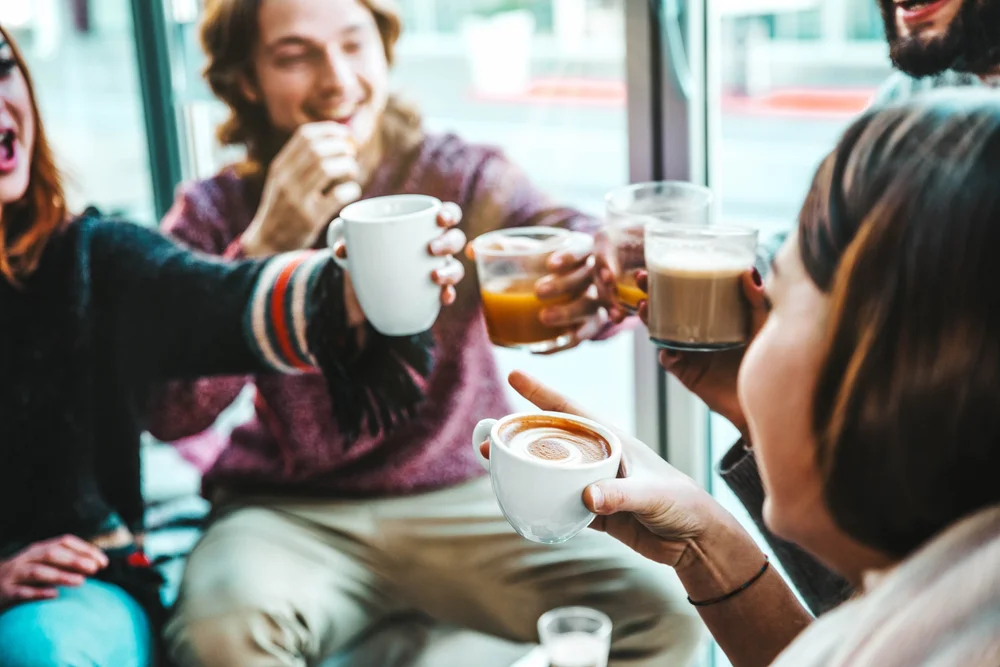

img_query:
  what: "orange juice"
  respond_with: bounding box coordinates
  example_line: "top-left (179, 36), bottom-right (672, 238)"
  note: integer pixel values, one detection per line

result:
top-left (616, 270), bottom-right (646, 311)
top-left (480, 277), bottom-right (574, 347)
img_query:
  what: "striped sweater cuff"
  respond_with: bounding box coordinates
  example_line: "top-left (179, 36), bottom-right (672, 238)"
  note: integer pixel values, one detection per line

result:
top-left (245, 250), bottom-right (331, 373)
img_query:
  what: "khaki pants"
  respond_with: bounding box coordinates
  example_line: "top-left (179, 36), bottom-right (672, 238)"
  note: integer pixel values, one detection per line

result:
top-left (165, 477), bottom-right (703, 667)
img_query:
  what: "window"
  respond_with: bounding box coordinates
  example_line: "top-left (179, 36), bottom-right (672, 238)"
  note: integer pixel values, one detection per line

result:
top-left (7, 0), bottom-right (155, 223)
top-left (394, 0), bottom-right (637, 427)
top-left (702, 1), bottom-right (893, 664)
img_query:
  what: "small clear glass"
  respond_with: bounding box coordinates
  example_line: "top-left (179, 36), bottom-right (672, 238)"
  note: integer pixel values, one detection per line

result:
top-left (644, 224), bottom-right (758, 351)
top-left (537, 606), bottom-right (612, 667)
top-left (472, 227), bottom-right (576, 353)
top-left (605, 181), bottom-right (713, 312)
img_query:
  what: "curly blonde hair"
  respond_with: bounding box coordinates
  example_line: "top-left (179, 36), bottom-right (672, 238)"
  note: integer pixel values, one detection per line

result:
top-left (200, 0), bottom-right (420, 176)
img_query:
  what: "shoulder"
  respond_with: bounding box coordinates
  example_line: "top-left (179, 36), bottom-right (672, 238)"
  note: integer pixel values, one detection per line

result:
top-left (174, 167), bottom-right (250, 213)
top-left (163, 167), bottom-right (254, 251)
top-left (401, 133), bottom-right (518, 204)
top-left (76, 214), bottom-right (173, 260)
top-left (872, 70), bottom-right (983, 107)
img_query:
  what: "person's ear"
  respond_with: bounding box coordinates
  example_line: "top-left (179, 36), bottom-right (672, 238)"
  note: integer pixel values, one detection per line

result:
top-left (238, 71), bottom-right (260, 104)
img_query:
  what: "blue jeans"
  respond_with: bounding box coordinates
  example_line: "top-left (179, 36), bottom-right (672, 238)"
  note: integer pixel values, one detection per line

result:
top-left (0, 580), bottom-right (152, 667)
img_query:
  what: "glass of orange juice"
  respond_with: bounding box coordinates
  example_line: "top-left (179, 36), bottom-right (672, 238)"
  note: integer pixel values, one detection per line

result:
top-left (605, 182), bottom-right (713, 313)
top-left (472, 227), bottom-right (578, 353)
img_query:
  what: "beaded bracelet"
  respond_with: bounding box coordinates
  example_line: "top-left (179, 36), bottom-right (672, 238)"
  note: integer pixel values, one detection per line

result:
top-left (687, 555), bottom-right (770, 607)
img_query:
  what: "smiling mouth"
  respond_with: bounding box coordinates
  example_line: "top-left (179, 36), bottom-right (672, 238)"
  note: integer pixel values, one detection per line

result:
top-left (895, 0), bottom-right (949, 12)
top-left (1, 130), bottom-right (14, 161)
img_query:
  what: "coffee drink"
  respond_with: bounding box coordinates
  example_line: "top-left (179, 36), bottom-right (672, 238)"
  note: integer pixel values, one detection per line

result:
top-left (646, 250), bottom-right (749, 348)
top-left (615, 268), bottom-right (646, 311)
top-left (480, 276), bottom-right (573, 347)
top-left (496, 415), bottom-right (611, 465)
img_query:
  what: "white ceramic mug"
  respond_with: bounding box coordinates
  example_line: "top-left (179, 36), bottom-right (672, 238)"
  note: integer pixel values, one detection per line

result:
top-left (327, 194), bottom-right (445, 336)
top-left (472, 412), bottom-right (622, 544)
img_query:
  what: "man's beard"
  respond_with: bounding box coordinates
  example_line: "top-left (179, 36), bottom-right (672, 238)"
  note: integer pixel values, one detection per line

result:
top-left (879, 0), bottom-right (1000, 77)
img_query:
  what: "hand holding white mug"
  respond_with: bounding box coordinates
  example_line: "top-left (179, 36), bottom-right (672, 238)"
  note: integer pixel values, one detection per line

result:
top-left (328, 195), bottom-right (466, 336)
top-left (333, 202), bottom-right (466, 317)
top-left (242, 122), bottom-right (362, 256)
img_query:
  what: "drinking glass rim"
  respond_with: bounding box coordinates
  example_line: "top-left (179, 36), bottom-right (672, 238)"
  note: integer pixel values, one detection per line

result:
top-left (605, 180), bottom-right (713, 215)
top-left (471, 226), bottom-right (573, 258)
top-left (339, 193), bottom-right (441, 223)
top-left (645, 223), bottom-right (758, 240)
top-left (538, 605), bottom-right (613, 638)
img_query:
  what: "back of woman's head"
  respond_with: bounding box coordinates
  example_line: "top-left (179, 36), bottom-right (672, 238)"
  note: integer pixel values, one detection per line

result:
top-left (0, 25), bottom-right (65, 284)
top-left (800, 90), bottom-right (1000, 558)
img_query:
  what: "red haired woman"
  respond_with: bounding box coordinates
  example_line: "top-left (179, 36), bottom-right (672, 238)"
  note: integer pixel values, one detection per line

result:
top-left (0, 23), bottom-right (462, 667)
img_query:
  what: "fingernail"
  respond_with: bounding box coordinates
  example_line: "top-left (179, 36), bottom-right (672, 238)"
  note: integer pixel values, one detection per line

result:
top-left (752, 268), bottom-right (762, 287)
top-left (535, 277), bottom-right (554, 296)
top-left (588, 485), bottom-right (604, 511)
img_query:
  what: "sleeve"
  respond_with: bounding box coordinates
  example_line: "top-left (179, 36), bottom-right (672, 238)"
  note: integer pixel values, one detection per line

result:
top-left (145, 185), bottom-right (253, 441)
top-left (717, 440), bottom-right (854, 616)
top-left (91, 221), bottom-right (336, 383)
top-left (462, 151), bottom-right (625, 340)
top-left (462, 151), bottom-right (600, 241)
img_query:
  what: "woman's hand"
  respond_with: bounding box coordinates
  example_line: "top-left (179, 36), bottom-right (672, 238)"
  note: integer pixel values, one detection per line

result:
top-left (333, 203), bottom-right (467, 327)
top-left (636, 268), bottom-right (769, 437)
top-left (242, 122), bottom-right (361, 256)
top-left (0, 536), bottom-right (109, 608)
top-left (497, 370), bottom-right (736, 568)
top-left (535, 232), bottom-right (611, 352)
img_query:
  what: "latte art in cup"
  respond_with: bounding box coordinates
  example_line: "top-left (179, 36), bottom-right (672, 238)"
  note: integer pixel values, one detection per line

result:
top-left (497, 416), bottom-right (611, 465)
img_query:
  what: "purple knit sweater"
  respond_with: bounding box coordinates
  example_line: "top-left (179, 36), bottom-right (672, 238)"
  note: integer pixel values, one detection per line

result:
top-left (147, 133), bottom-right (601, 497)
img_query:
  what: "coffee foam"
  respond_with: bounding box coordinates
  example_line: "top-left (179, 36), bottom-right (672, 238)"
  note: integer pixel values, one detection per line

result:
top-left (497, 417), bottom-right (611, 465)
top-left (648, 248), bottom-right (750, 274)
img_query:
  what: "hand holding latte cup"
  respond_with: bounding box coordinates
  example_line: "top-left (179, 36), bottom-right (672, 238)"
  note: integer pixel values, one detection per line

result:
top-left (484, 371), bottom-right (743, 567)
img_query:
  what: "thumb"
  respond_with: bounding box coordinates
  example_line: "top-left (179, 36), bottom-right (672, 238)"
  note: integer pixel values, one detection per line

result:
top-left (584, 477), bottom-right (651, 516)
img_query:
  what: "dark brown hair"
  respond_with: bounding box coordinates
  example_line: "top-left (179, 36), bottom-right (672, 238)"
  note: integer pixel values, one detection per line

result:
top-left (199, 0), bottom-right (417, 177)
top-left (0, 24), bottom-right (67, 284)
top-left (799, 90), bottom-right (1000, 558)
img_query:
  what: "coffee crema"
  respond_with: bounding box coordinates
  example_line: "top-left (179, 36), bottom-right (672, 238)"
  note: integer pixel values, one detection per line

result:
top-left (497, 416), bottom-right (611, 465)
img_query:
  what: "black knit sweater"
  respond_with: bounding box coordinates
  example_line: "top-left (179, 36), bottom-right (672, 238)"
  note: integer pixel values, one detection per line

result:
top-left (0, 216), bottom-right (339, 558)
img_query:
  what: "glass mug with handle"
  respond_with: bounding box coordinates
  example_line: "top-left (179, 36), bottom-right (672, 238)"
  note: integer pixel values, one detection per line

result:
top-left (644, 223), bottom-right (759, 350)
top-left (327, 194), bottom-right (449, 336)
top-left (604, 181), bottom-right (713, 313)
top-left (471, 227), bottom-right (591, 353)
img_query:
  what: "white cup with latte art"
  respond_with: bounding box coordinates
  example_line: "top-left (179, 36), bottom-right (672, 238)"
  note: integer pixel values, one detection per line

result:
top-left (472, 412), bottom-right (622, 544)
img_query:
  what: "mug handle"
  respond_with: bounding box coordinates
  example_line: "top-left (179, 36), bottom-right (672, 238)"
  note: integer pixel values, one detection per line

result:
top-left (326, 218), bottom-right (349, 271)
top-left (472, 419), bottom-right (496, 471)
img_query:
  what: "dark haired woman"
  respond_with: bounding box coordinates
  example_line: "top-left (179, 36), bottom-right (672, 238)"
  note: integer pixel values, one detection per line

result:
top-left (506, 90), bottom-right (1000, 667)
